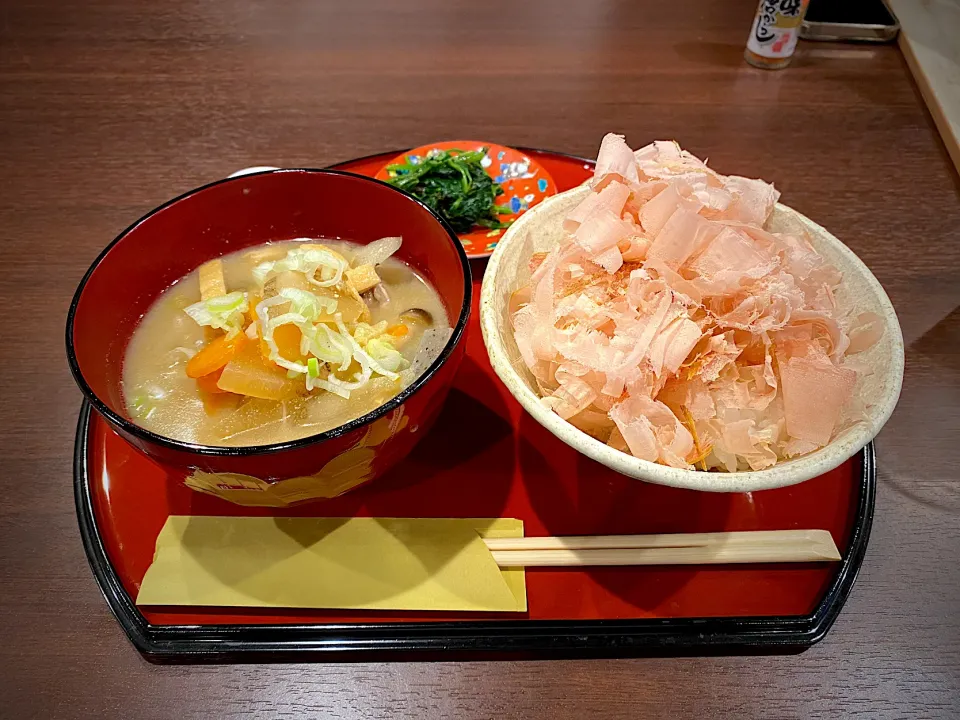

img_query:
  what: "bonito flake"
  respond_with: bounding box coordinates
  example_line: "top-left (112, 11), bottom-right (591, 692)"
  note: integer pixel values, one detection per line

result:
top-left (511, 134), bottom-right (883, 472)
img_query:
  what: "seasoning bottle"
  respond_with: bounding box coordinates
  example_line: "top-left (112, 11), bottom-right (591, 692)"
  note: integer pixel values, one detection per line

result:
top-left (744, 0), bottom-right (810, 69)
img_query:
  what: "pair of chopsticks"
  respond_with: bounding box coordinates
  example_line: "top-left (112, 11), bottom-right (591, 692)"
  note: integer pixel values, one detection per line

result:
top-left (483, 529), bottom-right (841, 567)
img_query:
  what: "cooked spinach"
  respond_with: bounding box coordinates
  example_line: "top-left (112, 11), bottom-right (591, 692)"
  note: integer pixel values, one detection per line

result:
top-left (385, 147), bottom-right (512, 234)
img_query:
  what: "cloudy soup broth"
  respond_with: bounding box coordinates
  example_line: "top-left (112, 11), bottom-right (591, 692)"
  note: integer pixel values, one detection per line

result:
top-left (122, 238), bottom-right (450, 446)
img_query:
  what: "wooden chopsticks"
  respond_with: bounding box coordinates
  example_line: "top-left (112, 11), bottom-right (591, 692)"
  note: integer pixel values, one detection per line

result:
top-left (483, 529), bottom-right (841, 567)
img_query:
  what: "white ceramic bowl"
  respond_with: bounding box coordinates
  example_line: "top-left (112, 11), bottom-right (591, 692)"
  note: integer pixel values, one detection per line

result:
top-left (480, 183), bottom-right (904, 492)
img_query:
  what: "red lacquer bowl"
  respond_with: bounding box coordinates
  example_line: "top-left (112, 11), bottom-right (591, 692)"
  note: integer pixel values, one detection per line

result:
top-left (66, 170), bottom-right (471, 500)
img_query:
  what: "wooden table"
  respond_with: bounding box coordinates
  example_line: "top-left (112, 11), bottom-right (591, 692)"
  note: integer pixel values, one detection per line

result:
top-left (2, 0), bottom-right (959, 717)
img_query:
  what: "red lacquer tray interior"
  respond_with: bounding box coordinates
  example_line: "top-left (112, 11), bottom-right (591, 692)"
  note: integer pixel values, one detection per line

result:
top-left (81, 149), bottom-right (866, 629)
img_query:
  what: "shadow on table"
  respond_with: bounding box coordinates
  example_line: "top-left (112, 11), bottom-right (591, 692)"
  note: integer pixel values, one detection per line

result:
top-left (878, 305), bottom-right (960, 514)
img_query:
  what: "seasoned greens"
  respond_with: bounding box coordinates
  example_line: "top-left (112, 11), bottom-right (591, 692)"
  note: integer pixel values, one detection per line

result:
top-left (385, 148), bottom-right (512, 233)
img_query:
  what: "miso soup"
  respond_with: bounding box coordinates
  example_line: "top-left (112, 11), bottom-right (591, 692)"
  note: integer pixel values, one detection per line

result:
top-left (122, 237), bottom-right (451, 446)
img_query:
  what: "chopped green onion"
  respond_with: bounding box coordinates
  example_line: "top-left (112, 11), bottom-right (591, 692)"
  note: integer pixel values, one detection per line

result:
top-left (366, 337), bottom-right (409, 373)
top-left (130, 393), bottom-right (156, 420)
top-left (253, 247), bottom-right (347, 289)
top-left (205, 292), bottom-right (246, 313)
top-left (279, 288), bottom-right (337, 320)
top-left (184, 291), bottom-right (248, 334)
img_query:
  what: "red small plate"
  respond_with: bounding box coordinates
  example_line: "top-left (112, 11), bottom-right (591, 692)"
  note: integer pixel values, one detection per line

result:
top-left (375, 141), bottom-right (558, 259)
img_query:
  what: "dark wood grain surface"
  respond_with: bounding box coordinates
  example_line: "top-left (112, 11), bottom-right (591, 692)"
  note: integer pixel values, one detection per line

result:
top-left (2, 0), bottom-right (959, 717)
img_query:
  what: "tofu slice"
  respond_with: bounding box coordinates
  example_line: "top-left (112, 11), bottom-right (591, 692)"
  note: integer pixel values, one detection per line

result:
top-left (345, 264), bottom-right (381, 294)
top-left (198, 259), bottom-right (226, 300)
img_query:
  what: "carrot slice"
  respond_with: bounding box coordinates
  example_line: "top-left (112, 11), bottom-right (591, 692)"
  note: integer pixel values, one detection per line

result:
top-left (186, 332), bottom-right (247, 379)
top-left (247, 293), bottom-right (261, 326)
top-left (273, 323), bottom-right (302, 363)
top-left (196, 368), bottom-right (227, 394)
top-left (386, 323), bottom-right (409, 338)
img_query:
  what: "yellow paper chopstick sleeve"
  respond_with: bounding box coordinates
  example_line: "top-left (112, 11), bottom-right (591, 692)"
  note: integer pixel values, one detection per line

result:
top-left (136, 517), bottom-right (526, 612)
